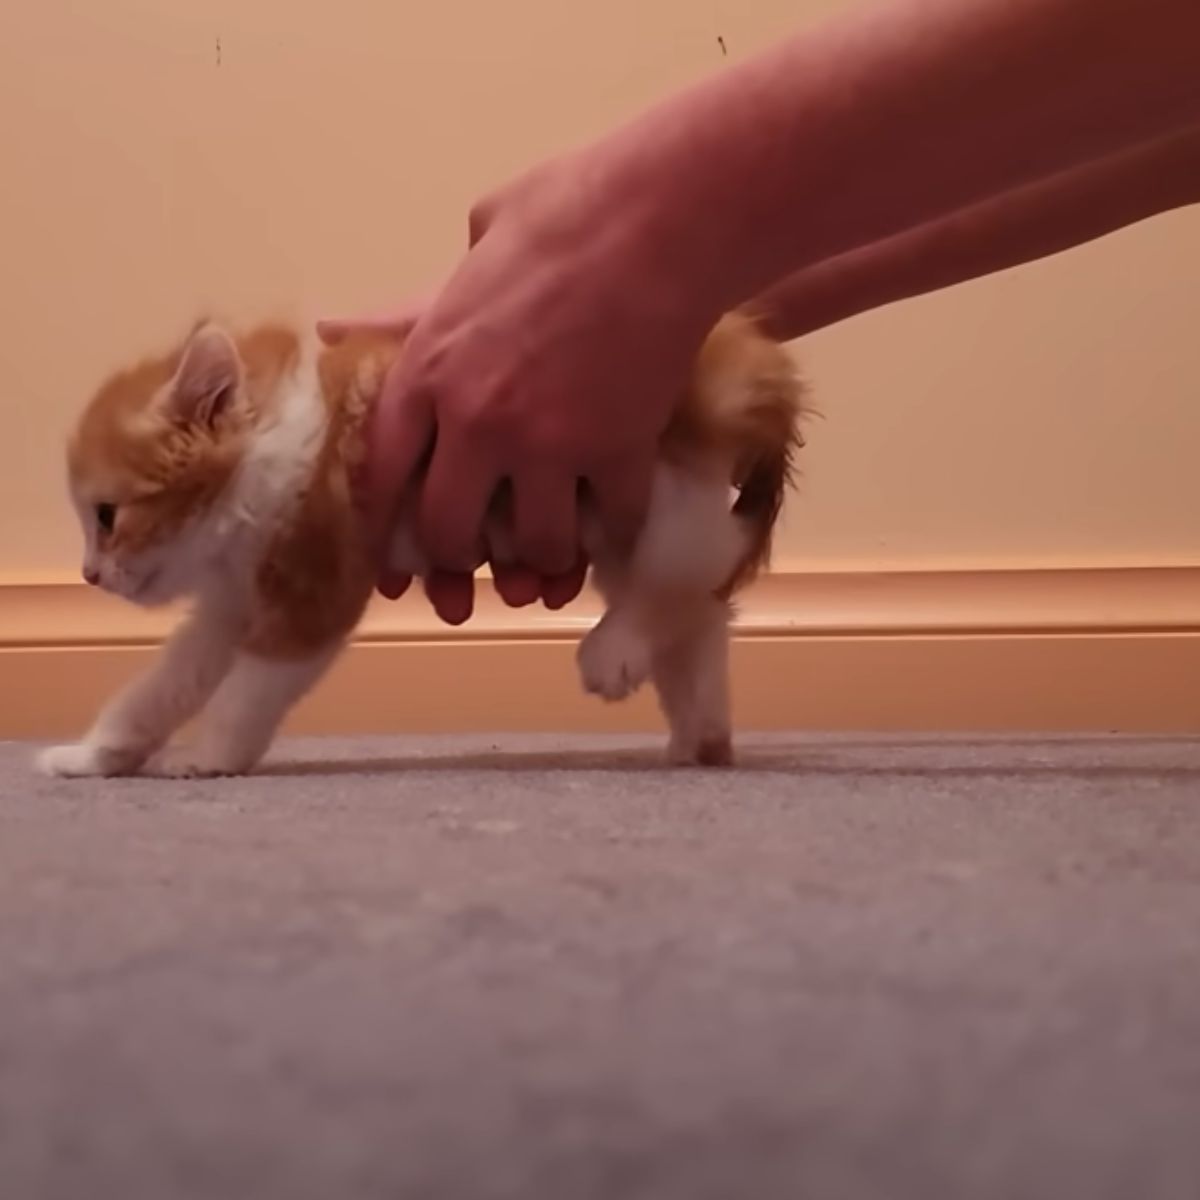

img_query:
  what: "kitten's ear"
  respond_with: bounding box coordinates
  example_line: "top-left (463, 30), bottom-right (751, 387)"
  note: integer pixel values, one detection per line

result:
top-left (166, 324), bottom-right (243, 426)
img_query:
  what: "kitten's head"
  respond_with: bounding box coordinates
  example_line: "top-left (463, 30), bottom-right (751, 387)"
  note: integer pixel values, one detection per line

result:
top-left (67, 323), bottom-right (252, 606)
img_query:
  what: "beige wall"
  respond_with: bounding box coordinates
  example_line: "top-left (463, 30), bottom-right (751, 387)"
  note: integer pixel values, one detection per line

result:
top-left (2, 0), bottom-right (1198, 586)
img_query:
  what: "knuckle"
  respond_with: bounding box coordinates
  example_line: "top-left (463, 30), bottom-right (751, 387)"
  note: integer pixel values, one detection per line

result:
top-left (467, 197), bottom-right (497, 244)
top-left (457, 405), bottom-right (508, 450)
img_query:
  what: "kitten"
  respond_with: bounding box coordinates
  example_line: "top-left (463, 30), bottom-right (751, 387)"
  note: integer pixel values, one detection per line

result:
top-left (37, 312), bottom-right (806, 778)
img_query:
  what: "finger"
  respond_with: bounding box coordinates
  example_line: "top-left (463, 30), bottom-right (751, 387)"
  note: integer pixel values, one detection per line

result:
top-left (541, 557), bottom-right (589, 611)
top-left (318, 314), bottom-right (420, 346)
top-left (317, 300), bottom-right (427, 346)
top-left (587, 454), bottom-right (654, 554)
top-left (377, 571), bottom-right (413, 601)
top-left (512, 468), bottom-right (579, 576)
top-left (363, 357), bottom-right (435, 558)
top-left (418, 438), bottom-right (501, 573)
top-left (491, 563), bottom-right (541, 608)
top-left (316, 320), bottom-right (352, 347)
top-left (424, 570), bottom-right (476, 627)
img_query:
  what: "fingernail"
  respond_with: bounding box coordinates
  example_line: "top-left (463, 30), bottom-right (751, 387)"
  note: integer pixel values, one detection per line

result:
top-left (378, 573), bottom-right (410, 600)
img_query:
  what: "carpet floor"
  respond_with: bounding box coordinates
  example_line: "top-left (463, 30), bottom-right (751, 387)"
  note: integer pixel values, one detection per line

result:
top-left (3, 733), bottom-right (1200, 1200)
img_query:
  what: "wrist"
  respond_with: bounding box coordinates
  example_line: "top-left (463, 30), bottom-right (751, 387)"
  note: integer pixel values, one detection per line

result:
top-left (572, 96), bottom-right (768, 324)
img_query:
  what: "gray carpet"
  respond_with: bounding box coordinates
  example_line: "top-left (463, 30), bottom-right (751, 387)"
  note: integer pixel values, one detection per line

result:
top-left (3, 733), bottom-right (1200, 1200)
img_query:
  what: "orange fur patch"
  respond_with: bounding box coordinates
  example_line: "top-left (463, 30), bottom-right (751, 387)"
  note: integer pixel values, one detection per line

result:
top-left (243, 332), bottom-right (405, 658)
top-left (664, 312), bottom-right (810, 595)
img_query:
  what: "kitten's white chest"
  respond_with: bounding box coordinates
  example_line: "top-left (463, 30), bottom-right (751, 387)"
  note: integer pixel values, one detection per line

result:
top-left (224, 347), bottom-right (328, 545)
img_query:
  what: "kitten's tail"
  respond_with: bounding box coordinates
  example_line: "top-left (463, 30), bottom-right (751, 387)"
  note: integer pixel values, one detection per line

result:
top-left (678, 312), bottom-right (810, 594)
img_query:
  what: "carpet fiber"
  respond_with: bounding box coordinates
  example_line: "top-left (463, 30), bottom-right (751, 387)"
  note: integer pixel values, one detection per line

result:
top-left (3, 734), bottom-right (1200, 1199)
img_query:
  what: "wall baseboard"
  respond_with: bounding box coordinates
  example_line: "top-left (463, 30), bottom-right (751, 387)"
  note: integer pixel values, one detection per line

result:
top-left (4, 567), bottom-right (1199, 738)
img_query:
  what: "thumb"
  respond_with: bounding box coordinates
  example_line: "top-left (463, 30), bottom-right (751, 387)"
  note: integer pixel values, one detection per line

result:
top-left (317, 298), bottom-right (428, 346)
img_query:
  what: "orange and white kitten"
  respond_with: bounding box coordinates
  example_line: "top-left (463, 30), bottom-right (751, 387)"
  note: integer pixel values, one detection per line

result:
top-left (38, 313), bottom-right (805, 778)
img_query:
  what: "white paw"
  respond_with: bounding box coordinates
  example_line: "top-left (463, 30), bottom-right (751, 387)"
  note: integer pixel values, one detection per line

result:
top-left (145, 746), bottom-right (253, 779)
top-left (37, 742), bottom-right (142, 778)
top-left (668, 732), bottom-right (734, 768)
top-left (577, 620), bottom-right (651, 702)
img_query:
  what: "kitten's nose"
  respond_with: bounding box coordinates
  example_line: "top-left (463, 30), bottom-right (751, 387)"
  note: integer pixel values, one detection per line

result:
top-left (82, 566), bottom-right (100, 587)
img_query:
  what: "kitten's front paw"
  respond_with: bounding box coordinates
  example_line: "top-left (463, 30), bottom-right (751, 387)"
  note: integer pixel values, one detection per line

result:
top-left (37, 742), bottom-right (143, 778)
top-left (577, 622), bottom-right (651, 702)
top-left (146, 747), bottom-right (254, 779)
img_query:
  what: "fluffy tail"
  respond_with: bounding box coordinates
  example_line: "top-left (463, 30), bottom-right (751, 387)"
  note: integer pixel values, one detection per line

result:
top-left (666, 312), bottom-right (810, 594)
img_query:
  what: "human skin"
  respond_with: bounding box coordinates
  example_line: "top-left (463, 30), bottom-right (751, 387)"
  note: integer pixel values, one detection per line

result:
top-left (327, 0), bottom-right (1200, 624)
top-left (751, 125), bottom-right (1200, 341)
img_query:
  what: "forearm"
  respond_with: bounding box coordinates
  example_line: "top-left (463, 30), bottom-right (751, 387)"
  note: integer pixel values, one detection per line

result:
top-left (750, 125), bottom-right (1200, 340)
top-left (583, 0), bottom-right (1200, 321)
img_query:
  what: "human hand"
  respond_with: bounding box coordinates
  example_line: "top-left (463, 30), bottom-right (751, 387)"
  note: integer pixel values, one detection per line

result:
top-left (359, 151), bottom-right (721, 590)
top-left (405, 559), bottom-right (590, 627)
top-left (318, 302), bottom-right (592, 624)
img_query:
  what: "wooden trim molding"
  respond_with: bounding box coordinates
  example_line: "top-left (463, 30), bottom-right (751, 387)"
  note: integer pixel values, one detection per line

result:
top-left (3, 567), bottom-right (1200, 738)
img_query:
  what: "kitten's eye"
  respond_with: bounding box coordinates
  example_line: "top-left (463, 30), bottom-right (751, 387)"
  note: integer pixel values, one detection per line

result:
top-left (95, 503), bottom-right (117, 533)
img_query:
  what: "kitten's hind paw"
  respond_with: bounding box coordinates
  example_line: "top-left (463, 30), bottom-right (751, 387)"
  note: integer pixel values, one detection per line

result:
top-left (668, 732), bottom-right (734, 768)
top-left (37, 742), bottom-right (143, 778)
top-left (577, 621), bottom-right (651, 702)
top-left (145, 747), bottom-right (254, 779)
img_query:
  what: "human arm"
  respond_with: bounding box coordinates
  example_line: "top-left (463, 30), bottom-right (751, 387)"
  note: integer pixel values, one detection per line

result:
top-left (751, 125), bottom-right (1200, 341)
top-left (365, 0), bottom-right (1200, 583)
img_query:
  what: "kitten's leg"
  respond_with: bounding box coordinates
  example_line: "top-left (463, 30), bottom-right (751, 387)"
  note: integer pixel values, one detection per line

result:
top-left (576, 602), bottom-right (653, 702)
top-left (578, 459), bottom-right (746, 706)
top-left (650, 601), bottom-right (734, 767)
top-left (38, 608), bottom-right (238, 778)
top-left (151, 644), bottom-right (339, 778)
